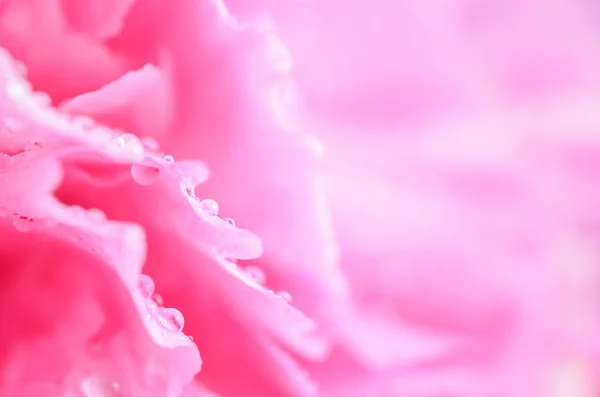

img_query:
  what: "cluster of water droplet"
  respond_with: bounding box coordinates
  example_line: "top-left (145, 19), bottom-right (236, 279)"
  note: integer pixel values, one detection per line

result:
top-left (137, 274), bottom-right (185, 334)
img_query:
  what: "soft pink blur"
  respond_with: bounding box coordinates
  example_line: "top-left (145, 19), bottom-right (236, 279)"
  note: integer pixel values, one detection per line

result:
top-left (1, 0), bottom-right (599, 396)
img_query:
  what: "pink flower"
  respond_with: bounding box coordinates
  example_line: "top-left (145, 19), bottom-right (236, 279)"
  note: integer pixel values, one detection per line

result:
top-left (1, 1), bottom-right (599, 397)
top-left (226, 0), bottom-right (600, 395)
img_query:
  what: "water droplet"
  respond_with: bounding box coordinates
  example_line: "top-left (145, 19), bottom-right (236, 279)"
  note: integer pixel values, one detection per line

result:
top-left (87, 209), bottom-right (106, 222)
top-left (163, 155), bottom-right (174, 162)
top-left (137, 274), bottom-right (155, 298)
top-left (223, 217), bottom-right (235, 226)
top-left (131, 164), bottom-right (159, 186)
top-left (141, 137), bottom-right (159, 151)
top-left (158, 308), bottom-right (184, 333)
top-left (145, 298), bottom-right (158, 318)
top-left (277, 290), bottom-right (292, 303)
top-left (12, 215), bottom-right (33, 232)
top-left (81, 375), bottom-right (121, 397)
top-left (114, 133), bottom-right (139, 148)
top-left (244, 266), bottom-right (266, 285)
top-left (152, 294), bottom-right (164, 307)
top-left (199, 199), bottom-right (219, 216)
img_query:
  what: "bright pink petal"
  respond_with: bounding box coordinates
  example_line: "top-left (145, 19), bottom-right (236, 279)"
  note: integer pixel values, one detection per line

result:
top-left (0, 0), bottom-right (138, 103)
top-left (60, 0), bottom-right (137, 40)
top-left (0, 52), bottom-right (200, 396)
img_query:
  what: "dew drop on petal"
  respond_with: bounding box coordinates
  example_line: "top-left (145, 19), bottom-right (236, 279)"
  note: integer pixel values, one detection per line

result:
top-left (114, 133), bottom-right (139, 148)
top-left (141, 137), bottom-right (159, 151)
top-left (163, 154), bottom-right (174, 162)
top-left (199, 199), bottom-right (219, 216)
top-left (12, 215), bottom-right (33, 232)
top-left (158, 308), bottom-right (185, 333)
top-left (223, 217), bottom-right (235, 226)
top-left (80, 375), bottom-right (121, 397)
top-left (152, 294), bottom-right (164, 307)
top-left (244, 266), bottom-right (266, 285)
top-left (87, 209), bottom-right (106, 222)
top-left (145, 298), bottom-right (158, 318)
top-left (131, 164), bottom-right (159, 186)
top-left (277, 290), bottom-right (292, 303)
top-left (137, 274), bottom-right (155, 298)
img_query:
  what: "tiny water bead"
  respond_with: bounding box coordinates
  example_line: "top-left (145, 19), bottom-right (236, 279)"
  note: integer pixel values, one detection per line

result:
top-left (223, 217), bottom-right (235, 226)
top-left (131, 164), bottom-right (160, 186)
top-left (145, 298), bottom-right (158, 319)
top-left (12, 215), bottom-right (33, 232)
top-left (163, 154), bottom-right (174, 162)
top-left (244, 266), bottom-right (266, 285)
top-left (80, 375), bottom-right (121, 397)
top-left (277, 290), bottom-right (292, 303)
top-left (141, 137), bottom-right (159, 151)
top-left (137, 274), bottom-right (155, 298)
top-left (199, 199), bottom-right (219, 216)
top-left (114, 133), bottom-right (139, 148)
top-left (158, 308), bottom-right (185, 333)
top-left (87, 208), bottom-right (107, 222)
top-left (152, 293), bottom-right (164, 306)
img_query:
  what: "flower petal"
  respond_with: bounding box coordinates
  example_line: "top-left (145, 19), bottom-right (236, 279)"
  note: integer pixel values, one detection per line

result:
top-left (0, 51), bottom-right (200, 397)
top-left (60, 0), bottom-right (137, 40)
top-left (0, 0), bottom-right (135, 103)
top-left (60, 64), bottom-right (172, 143)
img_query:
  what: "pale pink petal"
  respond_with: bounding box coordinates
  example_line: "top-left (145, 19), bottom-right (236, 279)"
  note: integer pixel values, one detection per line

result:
top-left (156, 0), bottom-right (349, 338)
top-left (53, 148), bottom-right (328, 396)
top-left (49, 1), bottom-right (340, 395)
top-left (60, 64), bottom-right (172, 143)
